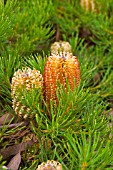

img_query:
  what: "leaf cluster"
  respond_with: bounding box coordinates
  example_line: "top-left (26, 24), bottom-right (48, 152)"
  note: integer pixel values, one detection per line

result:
top-left (0, 0), bottom-right (113, 169)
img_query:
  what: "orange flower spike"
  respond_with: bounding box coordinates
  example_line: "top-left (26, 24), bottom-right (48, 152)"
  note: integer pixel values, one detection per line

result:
top-left (43, 55), bottom-right (64, 104)
top-left (43, 51), bottom-right (80, 105)
top-left (63, 54), bottom-right (80, 89)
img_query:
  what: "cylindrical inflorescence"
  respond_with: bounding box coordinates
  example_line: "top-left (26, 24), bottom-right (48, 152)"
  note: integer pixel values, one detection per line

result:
top-left (36, 160), bottom-right (62, 170)
top-left (80, 0), bottom-right (100, 13)
top-left (51, 41), bottom-right (72, 55)
top-left (11, 67), bottom-right (43, 119)
top-left (43, 52), bottom-right (80, 104)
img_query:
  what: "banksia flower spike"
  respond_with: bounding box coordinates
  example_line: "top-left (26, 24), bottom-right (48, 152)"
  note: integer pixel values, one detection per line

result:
top-left (11, 67), bottom-right (43, 119)
top-left (51, 41), bottom-right (72, 55)
top-left (80, 0), bottom-right (95, 12)
top-left (43, 41), bottom-right (80, 105)
top-left (36, 160), bottom-right (62, 170)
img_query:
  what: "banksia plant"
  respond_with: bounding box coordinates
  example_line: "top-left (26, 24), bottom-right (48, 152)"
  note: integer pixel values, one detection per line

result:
top-left (51, 41), bottom-right (72, 55)
top-left (36, 160), bottom-right (62, 170)
top-left (11, 67), bottom-right (43, 119)
top-left (43, 42), bottom-right (80, 105)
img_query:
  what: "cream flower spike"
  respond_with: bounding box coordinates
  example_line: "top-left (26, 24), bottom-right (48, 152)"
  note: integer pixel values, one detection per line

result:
top-left (36, 160), bottom-right (62, 170)
top-left (11, 67), bottom-right (43, 119)
top-left (51, 41), bottom-right (72, 55)
top-left (80, 0), bottom-right (99, 13)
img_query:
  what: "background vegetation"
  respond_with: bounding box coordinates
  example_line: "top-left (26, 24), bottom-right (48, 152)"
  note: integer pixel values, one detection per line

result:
top-left (0, 0), bottom-right (113, 169)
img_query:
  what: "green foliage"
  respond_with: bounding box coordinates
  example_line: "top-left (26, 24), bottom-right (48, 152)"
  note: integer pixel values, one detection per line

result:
top-left (63, 131), bottom-right (113, 169)
top-left (0, 49), bottom-right (22, 107)
top-left (53, 0), bottom-right (81, 35)
top-left (7, 0), bottom-right (55, 55)
top-left (25, 53), bottom-right (47, 74)
top-left (0, 0), bottom-right (113, 169)
top-left (0, 0), bottom-right (16, 43)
